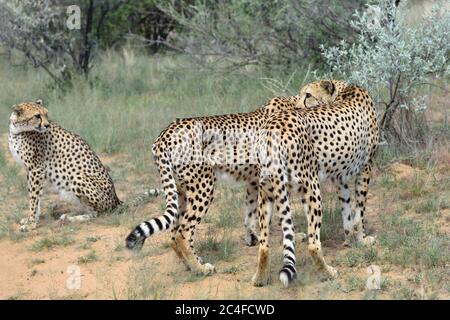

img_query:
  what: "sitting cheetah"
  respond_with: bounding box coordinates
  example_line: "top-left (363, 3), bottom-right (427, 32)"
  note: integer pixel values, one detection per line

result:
top-left (8, 100), bottom-right (122, 231)
top-left (125, 81), bottom-right (345, 276)
top-left (253, 83), bottom-right (379, 287)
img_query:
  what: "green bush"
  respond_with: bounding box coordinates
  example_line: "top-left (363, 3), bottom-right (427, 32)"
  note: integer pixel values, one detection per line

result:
top-left (321, 0), bottom-right (449, 145)
top-left (161, 0), bottom-right (365, 70)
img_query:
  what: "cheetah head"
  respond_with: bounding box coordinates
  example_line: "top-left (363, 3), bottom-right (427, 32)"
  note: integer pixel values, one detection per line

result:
top-left (297, 80), bottom-right (339, 108)
top-left (9, 100), bottom-right (50, 134)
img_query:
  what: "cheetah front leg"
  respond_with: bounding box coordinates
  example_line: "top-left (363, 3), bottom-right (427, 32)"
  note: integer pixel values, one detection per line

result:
top-left (337, 182), bottom-right (354, 247)
top-left (304, 179), bottom-right (337, 279)
top-left (20, 167), bottom-right (45, 232)
top-left (353, 162), bottom-right (375, 246)
top-left (244, 181), bottom-right (259, 246)
top-left (252, 182), bottom-right (272, 287)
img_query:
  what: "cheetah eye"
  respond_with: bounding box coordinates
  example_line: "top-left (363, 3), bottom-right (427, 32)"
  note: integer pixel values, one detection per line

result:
top-left (34, 114), bottom-right (41, 120)
top-left (305, 93), bottom-right (312, 99)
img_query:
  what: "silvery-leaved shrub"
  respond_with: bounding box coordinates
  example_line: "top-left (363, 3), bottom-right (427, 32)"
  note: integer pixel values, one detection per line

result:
top-left (321, 0), bottom-right (449, 146)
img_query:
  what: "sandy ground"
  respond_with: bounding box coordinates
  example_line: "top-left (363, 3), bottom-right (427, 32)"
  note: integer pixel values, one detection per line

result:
top-left (0, 133), bottom-right (448, 300)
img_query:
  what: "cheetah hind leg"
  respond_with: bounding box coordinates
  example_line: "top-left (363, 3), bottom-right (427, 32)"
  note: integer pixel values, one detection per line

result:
top-left (168, 190), bottom-right (199, 270)
top-left (59, 194), bottom-right (97, 224)
top-left (252, 187), bottom-right (272, 287)
top-left (59, 213), bottom-right (96, 223)
top-left (170, 229), bottom-right (191, 270)
top-left (173, 177), bottom-right (216, 276)
top-left (174, 231), bottom-right (215, 275)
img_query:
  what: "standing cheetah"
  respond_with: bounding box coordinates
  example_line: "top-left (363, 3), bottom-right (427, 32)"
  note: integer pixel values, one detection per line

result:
top-left (253, 84), bottom-right (379, 287)
top-left (8, 100), bottom-right (122, 231)
top-left (125, 80), bottom-right (346, 276)
top-left (299, 79), bottom-right (349, 108)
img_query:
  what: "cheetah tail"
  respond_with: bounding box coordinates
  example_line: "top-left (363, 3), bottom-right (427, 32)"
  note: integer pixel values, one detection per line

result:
top-left (125, 155), bottom-right (178, 251)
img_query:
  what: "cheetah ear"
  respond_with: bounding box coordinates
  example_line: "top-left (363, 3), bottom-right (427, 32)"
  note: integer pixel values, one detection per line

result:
top-left (320, 81), bottom-right (335, 95)
top-left (12, 105), bottom-right (21, 116)
top-left (35, 99), bottom-right (43, 105)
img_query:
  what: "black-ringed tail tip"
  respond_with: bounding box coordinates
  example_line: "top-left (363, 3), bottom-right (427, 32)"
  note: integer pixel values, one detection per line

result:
top-left (125, 214), bottom-right (173, 251)
top-left (125, 230), bottom-right (145, 251)
top-left (279, 265), bottom-right (297, 288)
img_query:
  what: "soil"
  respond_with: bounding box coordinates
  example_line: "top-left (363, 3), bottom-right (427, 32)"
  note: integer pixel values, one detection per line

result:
top-left (0, 134), bottom-right (448, 300)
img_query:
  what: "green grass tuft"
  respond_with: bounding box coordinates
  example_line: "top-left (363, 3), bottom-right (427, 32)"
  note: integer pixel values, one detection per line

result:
top-left (339, 245), bottom-right (378, 267)
top-left (197, 233), bottom-right (237, 263)
top-left (30, 233), bottom-right (75, 252)
top-left (378, 213), bottom-right (449, 268)
top-left (77, 250), bottom-right (99, 264)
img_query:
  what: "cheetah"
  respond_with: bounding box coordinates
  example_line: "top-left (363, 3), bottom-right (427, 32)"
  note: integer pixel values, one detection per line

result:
top-left (299, 79), bottom-right (348, 108)
top-left (252, 83), bottom-right (379, 287)
top-left (125, 81), bottom-right (346, 276)
top-left (8, 100), bottom-right (122, 231)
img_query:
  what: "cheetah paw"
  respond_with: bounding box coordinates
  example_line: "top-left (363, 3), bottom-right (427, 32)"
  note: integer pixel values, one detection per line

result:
top-left (362, 236), bottom-right (376, 246)
top-left (19, 223), bottom-right (36, 232)
top-left (296, 232), bottom-right (307, 243)
top-left (19, 218), bottom-right (37, 232)
top-left (201, 263), bottom-right (216, 275)
top-left (325, 265), bottom-right (338, 279)
top-left (342, 239), bottom-right (352, 247)
top-left (252, 272), bottom-right (270, 287)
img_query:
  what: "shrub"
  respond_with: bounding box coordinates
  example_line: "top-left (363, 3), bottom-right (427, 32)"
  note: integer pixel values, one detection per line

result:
top-left (321, 0), bottom-right (449, 146)
top-left (160, 0), bottom-right (365, 70)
